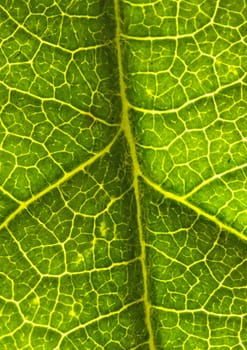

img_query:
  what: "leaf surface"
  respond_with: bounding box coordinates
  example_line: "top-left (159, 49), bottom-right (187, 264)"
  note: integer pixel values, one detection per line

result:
top-left (1, 0), bottom-right (247, 349)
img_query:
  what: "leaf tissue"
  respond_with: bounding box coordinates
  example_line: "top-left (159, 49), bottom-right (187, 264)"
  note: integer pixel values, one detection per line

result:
top-left (0, 0), bottom-right (247, 349)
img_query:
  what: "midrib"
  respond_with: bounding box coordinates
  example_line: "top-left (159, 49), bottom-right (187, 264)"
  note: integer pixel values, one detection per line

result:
top-left (113, 1), bottom-right (156, 349)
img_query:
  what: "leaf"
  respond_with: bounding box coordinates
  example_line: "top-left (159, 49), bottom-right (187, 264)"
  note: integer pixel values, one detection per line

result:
top-left (1, 0), bottom-right (247, 349)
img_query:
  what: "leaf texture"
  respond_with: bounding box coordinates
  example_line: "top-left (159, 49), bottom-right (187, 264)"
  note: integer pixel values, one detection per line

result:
top-left (0, 0), bottom-right (247, 349)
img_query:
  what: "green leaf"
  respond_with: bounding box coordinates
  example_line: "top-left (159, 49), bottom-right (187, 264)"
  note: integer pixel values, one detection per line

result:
top-left (1, 0), bottom-right (247, 349)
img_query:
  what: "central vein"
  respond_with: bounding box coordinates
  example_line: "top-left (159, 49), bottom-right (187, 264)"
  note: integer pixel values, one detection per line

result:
top-left (113, 1), bottom-right (156, 348)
